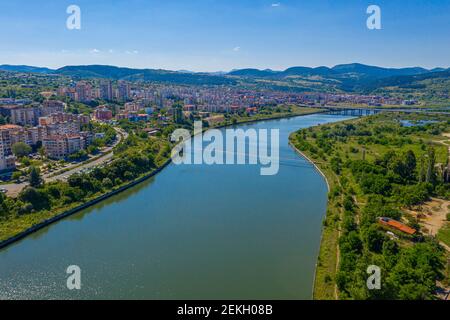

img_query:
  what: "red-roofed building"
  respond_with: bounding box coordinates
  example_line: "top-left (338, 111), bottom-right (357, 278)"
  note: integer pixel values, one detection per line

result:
top-left (378, 217), bottom-right (417, 235)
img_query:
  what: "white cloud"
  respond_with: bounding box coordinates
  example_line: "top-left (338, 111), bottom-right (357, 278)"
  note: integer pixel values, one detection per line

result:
top-left (125, 50), bottom-right (139, 55)
top-left (271, 3), bottom-right (281, 7)
top-left (90, 48), bottom-right (100, 54)
top-left (233, 46), bottom-right (241, 52)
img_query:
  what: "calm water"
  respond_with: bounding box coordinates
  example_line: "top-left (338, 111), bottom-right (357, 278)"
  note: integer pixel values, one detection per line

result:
top-left (0, 113), bottom-right (353, 300)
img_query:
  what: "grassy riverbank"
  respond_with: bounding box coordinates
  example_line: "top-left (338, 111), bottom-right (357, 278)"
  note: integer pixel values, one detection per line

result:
top-left (221, 105), bottom-right (325, 126)
top-left (289, 143), bottom-right (339, 299)
top-left (0, 133), bottom-right (172, 244)
top-left (290, 113), bottom-right (450, 300)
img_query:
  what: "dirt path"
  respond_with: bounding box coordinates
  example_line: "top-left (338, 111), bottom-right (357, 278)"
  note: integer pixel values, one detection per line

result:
top-left (404, 198), bottom-right (449, 236)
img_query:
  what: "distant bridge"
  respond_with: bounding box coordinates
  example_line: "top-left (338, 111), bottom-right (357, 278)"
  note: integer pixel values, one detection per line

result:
top-left (304, 105), bottom-right (450, 116)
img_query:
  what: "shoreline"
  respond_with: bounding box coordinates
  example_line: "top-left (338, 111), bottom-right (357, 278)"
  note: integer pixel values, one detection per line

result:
top-left (0, 158), bottom-right (172, 250)
top-left (288, 141), bottom-right (331, 299)
top-left (0, 109), bottom-right (326, 251)
top-left (289, 141), bottom-right (330, 192)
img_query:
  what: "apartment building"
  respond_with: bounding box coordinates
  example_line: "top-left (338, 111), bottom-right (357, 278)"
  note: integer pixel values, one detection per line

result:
top-left (100, 80), bottom-right (113, 101)
top-left (38, 113), bottom-right (88, 136)
top-left (94, 106), bottom-right (113, 121)
top-left (118, 81), bottom-right (131, 101)
top-left (9, 126), bottom-right (45, 146)
top-left (0, 125), bottom-right (22, 155)
top-left (0, 125), bottom-right (20, 171)
top-left (10, 106), bottom-right (39, 126)
top-left (41, 100), bottom-right (65, 116)
top-left (0, 98), bottom-right (32, 105)
top-left (0, 154), bottom-right (16, 171)
top-left (40, 112), bottom-right (90, 126)
top-left (124, 102), bottom-right (140, 112)
top-left (75, 81), bottom-right (93, 103)
top-left (43, 134), bottom-right (88, 160)
top-left (0, 105), bottom-right (17, 118)
top-left (1, 108), bottom-right (91, 161)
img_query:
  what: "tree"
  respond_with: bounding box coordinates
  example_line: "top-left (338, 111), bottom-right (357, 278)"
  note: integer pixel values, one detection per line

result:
top-left (398, 183), bottom-right (430, 207)
top-left (12, 142), bottom-right (32, 158)
top-left (29, 166), bottom-right (42, 187)
top-left (38, 146), bottom-right (46, 159)
top-left (12, 171), bottom-right (22, 181)
top-left (390, 157), bottom-right (408, 180)
top-left (0, 192), bottom-right (9, 216)
top-left (0, 115), bottom-right (6, 125)
top-left (21, 156), bottom-right (31, 166)
top-left (339, 231), bottom-right (363, 254)
top-left (386, 241), bottom-right (444, 299)
top-left (18, 187), bottom-right (50, 211)
top-left (363, 225), bottom-right (386, 253)
top-left (331, 156), bottom-right (342, 174)
top-left (102, 178), bottom-right (113, 189)
top-left (425, 147), bottom-right (436, 184)
top-left (87, 145), bottom-right (99, 155)
top-left (68, 150), bottom-right (88, 161)
top-left (404, 150), bottom-right (417, 179)
top-left (359, 173), bottom-right (391, 196)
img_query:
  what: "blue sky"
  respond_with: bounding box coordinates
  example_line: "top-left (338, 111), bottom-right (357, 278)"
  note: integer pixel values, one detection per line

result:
top-left (0, 0), bottom-right (449, 71)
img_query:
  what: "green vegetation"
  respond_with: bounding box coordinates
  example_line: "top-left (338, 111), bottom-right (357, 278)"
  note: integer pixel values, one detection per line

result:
top-left (438, 221), bottom-right (450, 248)
top-left (291, 113), bottom-right (450, 300)
top-left (0, 132), bottom-right (172, 242)
top-left (12, 142), bottom-right (32, 158)
top-left (223, 105), bottom-right (322, 126)
top-left (55, 65), bottom-right (237, 86)
top-left (28, 166), bottom-right (42, 187)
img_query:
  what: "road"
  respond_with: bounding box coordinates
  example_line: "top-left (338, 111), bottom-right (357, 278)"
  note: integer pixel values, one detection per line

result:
top-left (1, 128), bottom-right (128, 197)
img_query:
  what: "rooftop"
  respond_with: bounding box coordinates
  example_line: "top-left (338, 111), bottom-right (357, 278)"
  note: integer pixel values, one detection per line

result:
top-left (0, 124), bottom-right (22, 131)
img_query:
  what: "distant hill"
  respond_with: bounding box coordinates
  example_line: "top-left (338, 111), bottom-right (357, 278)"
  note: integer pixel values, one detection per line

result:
top-left (54, 65), bottom-right (237, 85)
top-left (331, 63), bottom-right (429, 78)
top-left (362, 69), bottom-right (450, 89)
top-left (228, 68), bottom-right (277, 77)
top-left (0, 64), bottom-right (54, 74)
top-left (0, 64), bottom-right (237, 86)
top-left (1, 63), bottom-right (447, 97)
top-left (283, 66), bottom-right (336, 77)
top-left (229, 63), bottom-right (431, 79)
top-left (227, 63), bottom-right (449, 94)
top-left (356, 69), bottom-right (450, 104)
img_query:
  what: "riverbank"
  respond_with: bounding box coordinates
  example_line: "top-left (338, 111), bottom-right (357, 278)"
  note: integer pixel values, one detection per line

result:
top-left (289, 137), bottom-right (342, 300)
top-left (0, 107), bottom-right (326, 251)
top-left (290, 113), bottom-right (450, 300)
top-left (1, 112), bottom-right (352, 300)
top-left (227, 107), bottom-right (327, 127)
top-left (289, 142), bottom-right (330, 192)
top-left (0, 158), bottom-right (172, 250)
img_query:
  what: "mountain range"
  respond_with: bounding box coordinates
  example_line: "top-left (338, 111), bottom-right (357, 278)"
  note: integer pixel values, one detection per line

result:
top-left (228, 64), bottom-right (435, 79)
top-left (0, 63), bottom-right (449, 95)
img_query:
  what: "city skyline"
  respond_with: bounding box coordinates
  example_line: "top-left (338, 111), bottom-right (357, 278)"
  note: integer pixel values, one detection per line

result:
top-left (0, 0), bottom-right (449, 71)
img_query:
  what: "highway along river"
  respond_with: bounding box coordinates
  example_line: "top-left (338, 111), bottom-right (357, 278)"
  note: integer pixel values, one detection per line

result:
top-left (0, 113), bottom-right (354, 299)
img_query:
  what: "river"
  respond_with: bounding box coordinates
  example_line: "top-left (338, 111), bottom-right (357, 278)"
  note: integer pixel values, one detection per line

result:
top-left (0, 113), bottom-right (354, 300)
